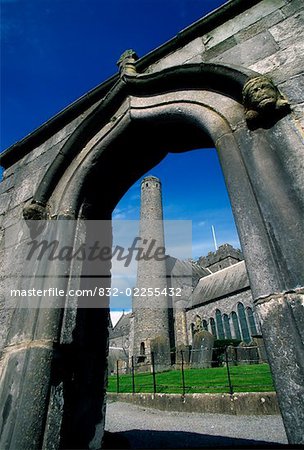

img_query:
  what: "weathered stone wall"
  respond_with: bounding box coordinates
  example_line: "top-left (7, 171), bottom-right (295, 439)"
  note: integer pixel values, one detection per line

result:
top-left (146, 0), bottom-right (304, 131)
top-left (108, 392), bottom-right (281, 415)
top-left (0, 105), bottom-right (98, 353)
top-left (198, 244), bottom-right (244, 272)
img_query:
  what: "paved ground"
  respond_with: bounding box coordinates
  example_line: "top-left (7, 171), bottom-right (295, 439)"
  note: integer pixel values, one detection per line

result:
top-left (104, 401), bottom-right (288, 449)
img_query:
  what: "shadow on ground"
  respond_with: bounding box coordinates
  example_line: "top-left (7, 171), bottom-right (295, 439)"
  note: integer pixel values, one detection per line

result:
top-left (103, 430), bottom-right (289, 449)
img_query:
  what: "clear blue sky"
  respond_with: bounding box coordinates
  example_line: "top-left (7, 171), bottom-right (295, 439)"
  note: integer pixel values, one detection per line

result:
top-left (1, 0), bottom-right (240, 320)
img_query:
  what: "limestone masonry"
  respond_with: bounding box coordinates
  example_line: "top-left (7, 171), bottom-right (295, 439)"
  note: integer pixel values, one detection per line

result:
top-left (0, 0), bottom-right (303, 448)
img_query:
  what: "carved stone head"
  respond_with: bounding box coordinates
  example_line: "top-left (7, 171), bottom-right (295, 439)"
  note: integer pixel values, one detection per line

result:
top-left (117, 49), bottom-right (138, 76)
top-left (242, 75), bottom-right (290, 128)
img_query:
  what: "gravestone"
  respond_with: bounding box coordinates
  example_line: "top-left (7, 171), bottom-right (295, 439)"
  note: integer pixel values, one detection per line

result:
top-left (175, 343), bottom-right (191, 367)
top-left (191, 330), bottom-right (214, 369)
top-left (253, 335), bottom-right (268, 363)
top-left (150, 336), bottom-right (171, 372)
top-left (236, 341), bottom-right (259, 364)
top-left (226, 345), bottom-right (238, 366)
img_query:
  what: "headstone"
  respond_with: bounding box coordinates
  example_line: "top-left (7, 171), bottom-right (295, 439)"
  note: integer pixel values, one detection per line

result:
top-left (191, 330), bottom-right (214, 369)
top-left (108, 348), bottom-right (129, 375)
top-left (150, 336), bottom-right (171, 372)
top-left (236, 341), bottom-right (259, 365)
top-left (252, 335), bottom-right (268, 363)
top-left (226, 345), bottom-right (238, 366)
top-left (175, 344), bottom-right (191, 367)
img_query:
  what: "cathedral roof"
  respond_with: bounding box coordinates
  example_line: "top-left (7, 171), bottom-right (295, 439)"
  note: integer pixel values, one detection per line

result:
top-left (187, 260), bottom-right (249, 309)
top-left (109, 312), bottom-right (132, 339)
top-left (166, 256), bottom-right (209, 288)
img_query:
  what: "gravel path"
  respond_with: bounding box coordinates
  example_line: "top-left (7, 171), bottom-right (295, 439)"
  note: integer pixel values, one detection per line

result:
top-left (105, 401), bottom-right (288, 448)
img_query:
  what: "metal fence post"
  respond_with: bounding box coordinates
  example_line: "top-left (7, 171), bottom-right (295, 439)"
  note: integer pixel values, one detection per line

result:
top-left (131, 355), bottom-right (135, 394)
top-left (116, 360), bottom-right (120, 394)
top-left (181, 350), bottom-right (186, 396)
top-left (225, 347), bottom-right (233, 395)
top-left (151, 351), bottom-right (157, 394)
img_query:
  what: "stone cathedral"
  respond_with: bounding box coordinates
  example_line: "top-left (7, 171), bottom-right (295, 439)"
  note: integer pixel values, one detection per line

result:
top-left (109, 175), bottom-right (262, 369)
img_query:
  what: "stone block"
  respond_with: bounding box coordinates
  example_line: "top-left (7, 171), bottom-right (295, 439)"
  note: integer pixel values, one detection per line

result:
top-left (0, 192), bottom-right (12, 215)
top-left (210, 31), bottom-right (279, 67)
top-left (281, 0), bottom-right (304, 18)
top-left (235, 10), bottom-right (285, 43)
top-left (8, 164), bottom-right (48, 209)
top-left (1, 205), bottom-right (22, 229)
top-left (2, 160), bottom-right (21, 180)
top-left (203, 0), bottom-right (285, 50)
top-left (249, 40), bottom-right (304, 83)
top-left (290, 103), bottom-right (304, 132)
top-left (279, 74), bottom-right (304, 104)
top-left (148, 38), bottom-right (204, 73)
top-left (22, 145), bottom-right (58, 174)
top-left (21, 134), bottom-right (68, 166)
top-left (0, 173), bottom-right (15, 195)
top-left (202, 36), bottom-right (237, 62)
top-left (269, 11), bottom-right (304, 49)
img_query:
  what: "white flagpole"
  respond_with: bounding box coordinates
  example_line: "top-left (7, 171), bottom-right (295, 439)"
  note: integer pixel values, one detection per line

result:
top-left (211, 225), bottom-right (218, 251)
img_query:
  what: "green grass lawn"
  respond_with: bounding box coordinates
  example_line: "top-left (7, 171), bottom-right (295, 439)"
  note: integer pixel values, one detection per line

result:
top-left (107, 364), bottom-right (275, 394)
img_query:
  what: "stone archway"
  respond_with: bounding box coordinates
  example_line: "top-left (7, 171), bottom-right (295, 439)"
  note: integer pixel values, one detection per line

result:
top-left (0, 61), bottom-right (303, 448)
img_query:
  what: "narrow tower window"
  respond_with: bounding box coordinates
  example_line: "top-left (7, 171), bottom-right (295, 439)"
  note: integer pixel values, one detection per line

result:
top-left (140, 341), bottom-right (145, 355)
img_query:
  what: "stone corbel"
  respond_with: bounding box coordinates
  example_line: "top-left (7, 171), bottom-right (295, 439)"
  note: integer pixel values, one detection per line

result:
top-left (23, 201), bottom-right (48, 220)
top-left (117, 49), bottom-right (138, 77)
top-left (242, 75), bottom-right (290, 130)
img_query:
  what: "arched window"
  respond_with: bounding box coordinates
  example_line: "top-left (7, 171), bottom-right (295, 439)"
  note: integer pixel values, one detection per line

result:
top-left (246, 307), bottom-right (258, 336)
top-left (190, 323), bottom-right (195, 345)
top-left (215, 309), bottom-right (225, 339)
top-left (237, 303), bottom-right (251, 343)
top-left (210, 318), bottom-right (217, 338)
top-left (140, 342), bottom-right (145, 356)
top-left (202, 319), bottom-right (208, 331)
top-left (231, 311), bottom-right (241, 340)
top-left (223, 314), bottom-right (232, 339)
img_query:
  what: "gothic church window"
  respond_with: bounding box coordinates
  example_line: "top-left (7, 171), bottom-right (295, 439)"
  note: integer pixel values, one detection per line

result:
top-left (223, 314), bottom-right (232, 339)
top-left (210, 318), bottom-right (217, 338)
top-left (237, 302), bottom-right (251, 343)
top-left (231, 311), bottom-right (242, 340)
top-left (246, 307), bottom-right (258, 336)
top-left (215, 309), bottom-right (225, 339)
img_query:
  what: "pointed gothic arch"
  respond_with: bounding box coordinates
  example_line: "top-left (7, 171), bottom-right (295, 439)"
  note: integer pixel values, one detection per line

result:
top-left (1, 60), bottom-right (303, 447)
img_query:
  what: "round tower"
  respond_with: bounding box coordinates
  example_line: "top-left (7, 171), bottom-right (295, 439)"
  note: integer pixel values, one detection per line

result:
top-left (132, 176), bottom-right (171, 366)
